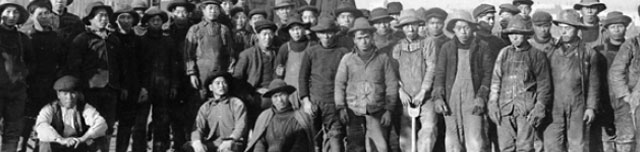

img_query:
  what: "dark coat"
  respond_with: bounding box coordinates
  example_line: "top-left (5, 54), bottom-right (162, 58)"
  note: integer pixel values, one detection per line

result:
top-left (67, 29), bottom-right (124, 90)
top-left (233, 46), bottom-right (277, 88)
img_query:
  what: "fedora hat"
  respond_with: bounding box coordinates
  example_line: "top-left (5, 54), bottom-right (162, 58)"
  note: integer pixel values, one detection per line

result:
top-left (310, 14), bottom-right (339, 32)
top-left (82, 1), bottom-right (113, 25)
top-left (349, 17), bottom-right (376, 34)
top-left (141, 7), bottom-right (168, 24)
top-left (602, 11), bottom-right (632, 28)
top-left (394, 9), bottom-right (423, 28)
top-left (334, 2), bottom-right (360, 17)
top-left (110, 5), bottom-right (139, 27)
top-left (283, 14), bottom-right (307, 31)
top-left (369, 7), bottom-right (393, 23)
top-left (131, 0), bottom-right (149, 9)
top-left (274, 0), bottom-right (295, 9)
top-left (574, 0), bottom-right (606, 11)
top-left (552, 9), bottom-right (590, 28)
top-left (0, 0), bottom-right (29, 25)
top-left (446, 10), bottom-right (476, 33)
top-left (167, 0), bottom-right (195, 12)
top-left (502, 15), bottom-right (533, 35)
top-left (263, 79), bottom-right (296, 98)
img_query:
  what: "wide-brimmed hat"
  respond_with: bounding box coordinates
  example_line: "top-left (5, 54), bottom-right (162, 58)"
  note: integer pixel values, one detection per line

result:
top-left (512, 0), bottom-right (534, 6)
top-left (254, 19), bottom-right (277, 33)
top-left (424, 7), bottom-right (448, 21)
top-left (386, 2), bottom-right (402, 15)
top-left (334, 2), bottom-right (360, 17)
top-left (110, 5), bottom-right (140, 26)
top-left (573, 0), bottom-right (606, 11)
top-left (82, 1), bottom-right (113, 25)
top-left (473, 4), bottom-right (496, 18)
top-left (531, 11), bottom-right (553, 26)
top-left (297, 5), bottom-right (319, 15)
top-left (263, 79), bottom-right (296, 98)
top-left (27, 0), bottom-right (52, 13)
top-left (249, 8), bottom-right (268, 18)
top-left (394, 9), bottom-right (423, 28)
top-left (204, 71), bottom-right (233, 87)
top-left (0, 0), bottom-right (29, 25)
top-left (499, 3), bottom-right (520, 15)
top-left (274, 0), bottom-right (295, 9)
top-left (167, 0), bottom-right (195, 12)
top-left (502, 15), bottom-right (533, 35)
top-left (142, 7), bottom-right (168, 24)
top-left (310, 14), bottom-right (339, 32)
top-left (54, 75), bottom-right (80, 91)
top-left (552, 9), bottom-right (590, 28)
top-left (369, 7), bottom-right (393, 23)
top-left (349, 17), bottom-right (376, 34)
top-left (602, 11), bottom-right (632, 28)
top-left (446, 10), bottom-right (476, 33)
top-left (131, 0), bottom-right (149, 9)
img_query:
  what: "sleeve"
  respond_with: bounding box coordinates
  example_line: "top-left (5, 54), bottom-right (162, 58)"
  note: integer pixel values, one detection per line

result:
top-left (476, 45), bottom-right (497, 101)
top-left (384, 56), bottom-right (399, 112)
top-left (488, 48), bottom-right (506, 107)
top-left (80, 104), bottom-right (107, 140)
top-left (431, 43), bottom-right (448, 102)
top-left (334, 55), bottom-right (349, 110)
top-left (609, 39), bottom-right (635, 99)
top-left (34, 105), bottom-right (61, 142)
top-left (191, 102), bottom-right (210, 141)
top-left (420, 39), bottom-right (438, 92)
top-left (169, 38), bottom-right (181, 89)
top-left (253, 137), bottom-right (267, 152)
top-left (534, 51), bottom-right (552, 107)
top-left (229, 99), bottom-right (247, 140)
top-left (298, 50), bottom-right (312, 99)
top-left (232, 49), bottom-right (249, 81)
top-left (222, 25), bottom-right (236, 63)
top-left (184, 26), bottom-right (199, 76)
top-left (587, 49), bottom-right (602, 110)
top-left (274, 44), bottom-right (289, 78)
top-left (21, 34), bottom-right (34, 78)
top-left (67, 35), bottom-right (94, 80)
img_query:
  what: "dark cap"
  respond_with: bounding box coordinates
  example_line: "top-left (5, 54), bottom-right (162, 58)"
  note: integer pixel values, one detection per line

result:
top-left (204, 71), bottom-right (232, 87)
top-left (531, 11), bottom-right (552, 26)
top-left (263, 79), bottom-right (296, 98)
top-left (424, 7), bottom-right (448, 21)
top-left (473, 4), bottom-right (496, 18)
top-left (310, 14), bottom-right (339, 32)
top-left (249, 8), bottom-right (268, 18)
top-left (54, 75), bottom-right (80, 91)
top-left (499, 3), bottom-right (520, 15)
top-left (167, 0), bottom-right (195, 12)
top-left (27, 0), bottom-right (52, 13)
top-left (334, 2), bottom-right (360, 17)
top-left (254, 20), bottom-right (277, 33)
top-left (110, 5), bottom-right (139, 27)
top-left (297, 5), bottom-right (319, 15)
top-left (229, 6), bottom-right (246, 17)
top-left (142, 7), bottom-right (169, 24)
top-left (602, 11), bottom-right (632, 28)
top-left (386, 2), bottom-right (403, 15)
top-left (513, 0), bottom-right (534, 6)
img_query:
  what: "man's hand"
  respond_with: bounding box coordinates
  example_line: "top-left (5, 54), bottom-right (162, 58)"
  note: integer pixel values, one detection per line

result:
top-left (218, 140), bottom-right (234, 152)
top-left (471, 97), bottom-right (486, 116)
top-left (56, 138), bottom-right (77, 147)
top-left (138, 88), bottom-right (149, 103)
top-left (301, 97), bottom-right (314, 116)
top-left (412, 90), bottom-right (427, 105)
top-left (275, 65), bottom-right (285, 77)
top-left (583, 109), bottom-right (596, 124)
top-left (527, 104), bottom-right (546, 128)
top-left (399, 89), bottom-right (411, 106)
top-left (257, 88), bottom-right (269, 94)
top-left (191, 140), bottom-right (206, 152)
top-left (434, 99), bottom-right (449, 115)
top-left (380, 111), bottom-right (392, 127)
top-left (190, 75), bottom-right (201, 89)
top-left (339, 108), bottom-right (348, 123)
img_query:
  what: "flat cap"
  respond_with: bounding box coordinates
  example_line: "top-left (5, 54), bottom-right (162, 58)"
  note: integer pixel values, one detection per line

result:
top-left (473, 4), bottom-right (496, 18)
top-left (424, 7), bottom-right (448, 21)
top-left (54, 75), bottom-right (80, 91)
top-left (387, 2), bottom-right (402, 15)
top-left (499, 3), bottom-right (520, 15)
top-left (531, 11), bottom-right (552, 25)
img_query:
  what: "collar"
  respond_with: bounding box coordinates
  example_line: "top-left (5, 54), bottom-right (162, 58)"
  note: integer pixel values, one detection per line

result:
top-left (209, 95), bottom-right (230, 104)
top-left (454, 36), bottom-right (473, 50)
top-left (0, 24), bottom-right (17, 32)
top-left (556, 36), bottom-right (581, 52)
top-left (200, 20), bottom-right (219, 26)
top-left (274, 106), bottom-right (294, 114)
top-left (512, 42), bottom-right (532, 52)
top-left (533, 35), bottom-right (552, 44)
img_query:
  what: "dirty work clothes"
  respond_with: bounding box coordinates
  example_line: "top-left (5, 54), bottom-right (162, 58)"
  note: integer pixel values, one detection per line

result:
top-left (609, 36), bottom-right (640, 151)
top-left (343, 108), bottom-right (391, 152)
top-left (528, 37), bottom-right (556, 54)
top-left (374, 32), bottom-right (399, 53)
top-left (391, 37), bottom-right (439, 152)
top-left (54, 9), bottom-right (85, 47)
top-left (234, 46), bottom-right (278, 89)
top-left (591, 38), bottom-right (624, 152)
top-left (543, 38), bottom-right (601, 152)
top-left (488, 44), bottom-right (551, 152)
top-left (245, 108), bottom-right (315, 152)
top-left (425, 33), bottom-right (451, 50)
top-left (185, 20), bottom-right (234, 90)
top-left (67, 29), bottom-right (124, 90)
top-left (334, 48), bottom-right (398, 115)
top-left (579, 17), bottom-right (603, 45)
top-left (191, 96), bottom-right (247, 143)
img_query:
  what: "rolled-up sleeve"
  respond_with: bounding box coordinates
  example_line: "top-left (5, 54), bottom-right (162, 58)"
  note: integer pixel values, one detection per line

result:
top-left (80, 104), bottom-right (107, 140)
top-left (35, 105), bottom-right (61, 142)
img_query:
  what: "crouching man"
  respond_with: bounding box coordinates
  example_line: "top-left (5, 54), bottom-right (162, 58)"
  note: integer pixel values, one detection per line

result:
top-left (35, 76), bottom-right (108, 152)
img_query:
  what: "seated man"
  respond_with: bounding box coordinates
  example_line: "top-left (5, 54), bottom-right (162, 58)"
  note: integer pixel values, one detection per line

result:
top-left (184, 71), bottom-right (248, 152)
top-left (35, 76), bottom-right (108, 152)
top-left (244, 79), bottom-right (315, 152)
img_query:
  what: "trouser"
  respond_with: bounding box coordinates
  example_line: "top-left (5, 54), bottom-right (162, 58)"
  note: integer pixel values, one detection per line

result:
top-left (444, 104), bottom-right (488, 152)
top-left (311, 101), bottom-right (343, 152)
top-left (1, 86), bottom-right (27, 152)
top-left (543, 101), bottom-right (590, 152)
top-left (21, 80), bottom-right (56, 152)
top-left (606, 99), bottom-right (638, 152)
top-left (115, 100), bottom-right (150, 152)
top-left (169, 87), bottom-right (196, 152)
top-left (84, 88), bottom-right (119, 152)
top-left (497, 115), bottom-right (535, 152)
top-left (150, 87), bottom-right (172, 152)
top-left (397, 101), bottom-right (438, 152)
top-left (345, 109), bottom-right (390, 152)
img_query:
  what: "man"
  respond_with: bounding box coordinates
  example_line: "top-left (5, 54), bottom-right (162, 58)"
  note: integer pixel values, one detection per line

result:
top-left (230, 6), bottom-right (251, 55)
top-left (528, 11), bottom-right (556, 53)
top-left (423, 7), bottom-right (449, 49)
top-left (185, 0), bottom-right (234, 100)
top-left (184, 72), bottom-right (247, 152)
top-left (335, 17), bottom-right (398, 152)
top-left (334, 3), bottom-right (359, 49)
top-left (0, 1), bottom-right (31, 151)
top-left (273, 0), bottom-right (296, 44)
top-left (386, 2), bottom-right (403, 38)
top-left (543, 9), bottom-right (601, 152)
top-left (245, 79), bottom-right (315, 152)
top-left (298, 5), bottom-right (319, 41)
top-left (496, 4), bottom-right (520, 44)
top-left (49, 0), bottom-right (85, 50)
top-left (67, 2), bottom-right (124, 151)
top-left (299, 15), bottom-right (349, 152)
top-left (487, 15), bottom-right (551, 152)
top-left (274, 15), bottom-right (314, 109)
top-left (513, 0), bottom-right (533, 18)
top-left (594, 11), bottom-right (633, 152)
top-left (574, 0), bottom-right (607, 44)
top-left (131, 0), bottom-right (149, 24)
top-left (35, 76), bottom-right (108, 152)
top-left (474, 4), bottom-right (507, 57)
top-left (19, 1), bottom-right (64, 151)
top-left (432, 10), bottom-right (493, 152)
top-left (220, 0), bottom-right (236, 17)
top-left (370, 7), bottom-right (399, 52)
top-left (391, 9), bottom-right (439, 152)
top-left (609, 5), bottom-right (640, 152)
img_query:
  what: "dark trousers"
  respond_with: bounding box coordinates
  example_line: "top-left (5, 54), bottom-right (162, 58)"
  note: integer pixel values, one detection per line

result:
top-left (84, 88), bottom-right (118, 152)
top-left (345, 109), bottom-right (389, 152)
top-left (115, 100), bottom-right (150, 152)
top-left (22, 80), bottom-right (56, 152)
top-left (38, 137), bottom-right (107, 152)
top-left (150, 87), bottom-right (171, 152)
top-left (312, 101), bottom-right (344, 152)
top-left (1, 86), bottom-right (27, 152)
top-left (181, 141), bottom-right (218, 152)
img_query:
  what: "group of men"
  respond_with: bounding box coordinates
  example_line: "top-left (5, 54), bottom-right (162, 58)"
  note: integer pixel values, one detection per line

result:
top-left (1, 0), bottom-right (640, 152)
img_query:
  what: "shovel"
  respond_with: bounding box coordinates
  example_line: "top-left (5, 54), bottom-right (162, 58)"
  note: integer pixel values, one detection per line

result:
top-left (407, 101), bottom-right (421, 152)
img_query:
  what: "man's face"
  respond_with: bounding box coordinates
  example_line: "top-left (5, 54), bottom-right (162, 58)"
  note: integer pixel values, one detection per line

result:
top-left (90, 9), bottom-right (109, 29)
top-left (50, 0), bottom-right (67, 12)
top-left (221, 1), bottom-right (233, 14)
top-left (147, 15), bottom-right (164, 30)
top-left (288, 25), bottom-right (305, 41)
top-left (57, 91), bottom-right (79, 108)
top-left (453, 21), bottom-right (473, 43)
top-left (533, 23), bottom-right (551, 39)
top-left (354, 30), bottom-right (373, 51)
top-left (317, 31), bottom-right (336, 47)
top-left (250, 14), bottom-right (265, 26)
top-left (477, 13), bottom-right (495, 27)
top-left (373, 20), bottom-right (390, 35)
top-left (581, 6), bottom-right (599, 17)
top-left (402, 23), bottom-right (419, 40)
top-left (607, 23), bottom-right (627, 40)
top-left (172, 6), bottom-right (189, 23)
top-left (202, 4), bottom-right (221, 21)
top-left (301, 11), bottom-right (317, 25)
top-left (508, 34), bottom-right (526, 47)
top-left (517, 4), bottom-right (532, 16)
top-left (208, 77), bottom-right (229, 97)
top-left (233, 12), bottom-right (248, 29)
top-left (257, 29), bottom-right (274, 48)
top-left (500, 12), bottom-right (515, 20)
top-left (1, 6), bottom-right (20, 26)
top-left (117, 13), bottom-right (135, 30)
top-left (336, 12), bottom-right (355, 28)
top-left (559, 23), bottom-right (578, 42)
top-left (33, 7), bottom-right (54, 27)
top-left (426, 17), bottom-right (444, 36)
top-left (276, 6), bottom-right (293, 23)
top-left (271, 92), bottom-right (291, 111)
